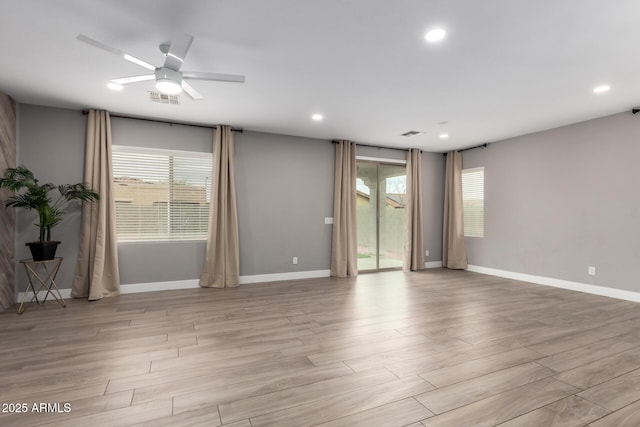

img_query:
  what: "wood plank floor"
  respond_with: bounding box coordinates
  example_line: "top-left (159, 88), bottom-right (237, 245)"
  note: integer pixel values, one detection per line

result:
top-left (1, 269), bottom-right (639, 426)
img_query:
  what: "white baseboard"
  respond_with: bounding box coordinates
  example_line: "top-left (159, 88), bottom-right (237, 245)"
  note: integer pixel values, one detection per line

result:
top-left (467, 264), bottom-right (640, 303)
top-left (16, 270), bottom-right (332, 302)
top-left (16, 288), bottom-right (73, 303)
top-left (239, 269), bottom-right (330, 284)
top-left (19, 265), bottom-right (639, 305)
top-left (120, 279), bottom-right (200, 294)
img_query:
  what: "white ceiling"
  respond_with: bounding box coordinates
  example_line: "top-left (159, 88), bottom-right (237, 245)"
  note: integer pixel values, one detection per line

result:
top-left (1, 0), bottom-right (639, 152)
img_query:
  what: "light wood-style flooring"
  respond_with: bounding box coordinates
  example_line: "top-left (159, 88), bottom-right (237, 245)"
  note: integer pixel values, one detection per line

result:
top-left (1, 269), bottom-right (640, 426)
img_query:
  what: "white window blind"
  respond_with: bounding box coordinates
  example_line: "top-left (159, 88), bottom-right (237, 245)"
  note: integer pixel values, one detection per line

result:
top-left (112, 145), bottom-right (212, 242)
top-left (462, 166), bottom-right (484, 237)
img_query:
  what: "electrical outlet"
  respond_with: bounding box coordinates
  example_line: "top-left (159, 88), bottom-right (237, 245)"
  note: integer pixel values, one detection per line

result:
top-left (425, 250), bottom-right (429, 257)
top-left (293, 257), bottom-right (298, 265)
top-left (588, 266), bottom-right (596, 276)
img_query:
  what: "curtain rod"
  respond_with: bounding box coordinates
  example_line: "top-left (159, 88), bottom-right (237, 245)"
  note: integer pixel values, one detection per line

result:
top-left (442, 143), bottom-right (488, 156)
top-left (81, 109), bottom-right (243, 132)
top-left (332, 140), bottom-right (422, 153)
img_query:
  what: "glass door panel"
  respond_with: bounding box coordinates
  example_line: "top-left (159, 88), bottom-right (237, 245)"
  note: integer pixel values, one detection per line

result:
top-left (356, 161), bottom-right (406, 272)
top-left (356, 162), bottom-right (378, 271)
top-left (378, 164), bottom-right (406, 269)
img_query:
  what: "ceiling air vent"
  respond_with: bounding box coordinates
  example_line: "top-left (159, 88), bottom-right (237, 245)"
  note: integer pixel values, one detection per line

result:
top-left (401, 130), bottom-right (424, 137)
top-left (148, 91), bottom-right (180, 105)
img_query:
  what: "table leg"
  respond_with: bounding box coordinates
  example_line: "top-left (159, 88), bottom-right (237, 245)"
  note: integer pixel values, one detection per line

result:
top-left (40, 261), bottom-right (65, 306)
top-left (18, 259), bottom-right (66, 314)
top-left (17, 271), bottom-right (39, 315)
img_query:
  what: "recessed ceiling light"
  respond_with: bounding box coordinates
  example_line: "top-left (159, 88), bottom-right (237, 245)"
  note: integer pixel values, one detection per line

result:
top-left (593, 85), bottom-right (611, 94)
top-left (107, 82), bottom-right (123, 91)
top-left (425, 29), bottom-right (446, 42)
top-left (439, 133), bottom-right (449, 139)
top-left (311, 114), bottom-right (323, 121)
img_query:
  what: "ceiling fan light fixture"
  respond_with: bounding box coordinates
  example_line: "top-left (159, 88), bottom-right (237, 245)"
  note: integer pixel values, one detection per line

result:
top-left (107, 82), bottom-right (123, 91)
top-left (156, 79), bottom-right (182, 95)
top-left (155, 67), bottom-right (183, 95)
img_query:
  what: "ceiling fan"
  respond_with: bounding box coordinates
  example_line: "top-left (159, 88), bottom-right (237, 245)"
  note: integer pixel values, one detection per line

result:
top-left (77, 32), bottom-right (245, 100)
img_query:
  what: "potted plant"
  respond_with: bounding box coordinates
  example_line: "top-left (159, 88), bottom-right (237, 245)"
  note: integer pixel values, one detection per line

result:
top-left (0, 165), bottom-right (99, 261)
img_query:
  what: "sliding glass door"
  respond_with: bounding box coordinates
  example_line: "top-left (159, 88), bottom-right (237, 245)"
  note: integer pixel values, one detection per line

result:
top-left (356, 161), bottom-right (406, 271)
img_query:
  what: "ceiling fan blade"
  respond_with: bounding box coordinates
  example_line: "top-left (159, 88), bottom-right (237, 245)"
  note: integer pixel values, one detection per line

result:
top-left (111, 74), bottom-right (155, 85)
top-left (182, 71), bottom-right (246, 83)
top-left (77, 34), bottom-right (156, 71)
top-left (163, 32), bottom-right (194, 71)
top-left (181, 81), bottom-right (204, 100)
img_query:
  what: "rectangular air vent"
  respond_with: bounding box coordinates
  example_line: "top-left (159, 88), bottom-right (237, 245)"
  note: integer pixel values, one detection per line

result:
top-left (401, 130), bottom-right (424, 137)
top-left (148, 91), bottom-right (180, 105)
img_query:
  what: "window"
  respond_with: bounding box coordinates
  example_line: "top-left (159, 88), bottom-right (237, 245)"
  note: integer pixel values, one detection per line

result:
top-left (112, 145), bottom-right (212, 242)
top-left (462, 166), bottom-right (484, 237)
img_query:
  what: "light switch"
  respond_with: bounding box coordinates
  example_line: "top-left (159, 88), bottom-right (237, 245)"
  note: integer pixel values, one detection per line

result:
top-left (324, 217), bottom-right (334, 224)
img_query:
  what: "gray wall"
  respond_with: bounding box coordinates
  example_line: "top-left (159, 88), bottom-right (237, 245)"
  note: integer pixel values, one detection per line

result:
top-left (15, 104), bottom-right (86, 292)
top-left (463, 111), bottom-right (640, 293)
top-left (357, 145), bottom-right (406, 162)
top-left (116, 126), bottom-right (335, 282)
top-left (15, 105), bottom-right (337, 288)
top-left (235, 131), bottom-right (334, 275)
top-left (110, 116), bottom-right (212, 152)
top-left (15, 104), bottom-right (445, 292)
top-left (15, 104), bottom-right (640, 295)
top-left (421, 151), bottom-right (445, 263)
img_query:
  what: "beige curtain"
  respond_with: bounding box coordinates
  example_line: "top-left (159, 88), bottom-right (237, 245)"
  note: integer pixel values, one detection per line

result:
top-left (200, 125), bottom-right (240, 288)
top-left (442, 150), bottom-right (468, 269)
top-left (404, 148), bottom-right (425, 271)
top-left (330, 140), bottom-right (357, 277)
top-left (71, 110), bottom-right (120, 300)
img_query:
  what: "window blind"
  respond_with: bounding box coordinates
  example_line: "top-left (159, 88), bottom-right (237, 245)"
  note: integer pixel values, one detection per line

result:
top-left (112, 145), bottom-right (212, 242)
top-left (462, 166), bottom-right (484, 237)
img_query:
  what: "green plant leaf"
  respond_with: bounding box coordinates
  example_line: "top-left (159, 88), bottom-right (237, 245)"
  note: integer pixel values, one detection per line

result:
top-left (1, 165), bottom-right (99, 241)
